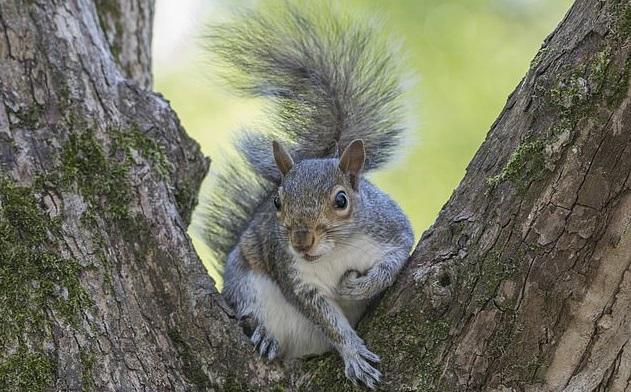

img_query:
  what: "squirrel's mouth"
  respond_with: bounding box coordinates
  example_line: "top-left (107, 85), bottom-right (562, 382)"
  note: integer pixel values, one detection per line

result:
top-left (303, 253), bottom-right (321, 262)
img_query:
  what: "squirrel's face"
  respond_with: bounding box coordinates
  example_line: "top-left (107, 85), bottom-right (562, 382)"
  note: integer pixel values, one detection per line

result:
top-left (272, 140), bottom-right (365, 262)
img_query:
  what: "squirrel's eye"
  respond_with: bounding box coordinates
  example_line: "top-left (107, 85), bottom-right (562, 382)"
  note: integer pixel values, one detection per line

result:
top-left (273, 195), bottom-right (281, 210)
top-left (334, 191), bottom-right (348, 209)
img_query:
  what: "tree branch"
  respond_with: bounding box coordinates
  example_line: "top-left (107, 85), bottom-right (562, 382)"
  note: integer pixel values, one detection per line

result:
top-left (94, 0), bottom-right (154, 89)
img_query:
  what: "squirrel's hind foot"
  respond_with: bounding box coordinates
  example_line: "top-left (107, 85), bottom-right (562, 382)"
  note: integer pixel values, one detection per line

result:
top-left (250, 324), bottom-right (280, 361)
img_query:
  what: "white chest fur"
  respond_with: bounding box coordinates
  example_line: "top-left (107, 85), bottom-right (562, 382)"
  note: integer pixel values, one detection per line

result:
top-left (292, 235), bottom-right (385, 298)
top-left (246, 235), bottom-right (386, 358)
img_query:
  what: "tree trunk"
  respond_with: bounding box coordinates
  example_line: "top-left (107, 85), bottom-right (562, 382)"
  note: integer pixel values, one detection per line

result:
top-left (0, 1), bottom-right (279, 390)
top-left (1, 0), bottom-right (630, 391)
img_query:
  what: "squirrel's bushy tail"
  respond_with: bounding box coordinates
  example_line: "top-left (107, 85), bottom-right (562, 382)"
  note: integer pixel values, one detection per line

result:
top-left (203, 2), bottom-right (410, 265)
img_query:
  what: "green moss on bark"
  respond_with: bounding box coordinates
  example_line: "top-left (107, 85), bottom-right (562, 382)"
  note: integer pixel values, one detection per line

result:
top-left (486, 138), bottom-right (546, 192)
top-left (80, 349), bottom-right (95, 392)
top-left (60, 131), bottom-right (132, 220)
top-left (12, 105), bottom-right (42, 128)
top-left (0, 178), bottom-right (90, 337)
top-left (297, 354), bottom-right (349, 392)
top-left (112, 126), bottom-right (172, 178)
top-left (0, 349), bottom-right (55, 392)
top-left (607, 56), bottom-right (631, 109)
top-left (492, 28), bottom-right (631, 195)
top-left (365, 307), bottom-right (451, 391)
top-left (59, 127), bottom-right (170, 223)
top-left (222, 373), bottom-right (249, 392)
top-left (0, 125), bottom-right (168, 388)
top-left (470, 251), bottom-right (519, 307)
top-left (0, 178), bottom-right (90, 390)
top-left (613, 1), bottom-right (631, 38)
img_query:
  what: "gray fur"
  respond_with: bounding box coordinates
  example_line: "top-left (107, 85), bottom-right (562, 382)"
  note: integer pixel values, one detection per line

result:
top-left (209, 3), bottom-right (407, 175)
top-left (202, 2), bottom-right (409, 265)
top-left (203, 157), bottom-right (274, 264)
top-left (222, 159), bottom-right (413, 388)
top-left (203, 2), bottom-right (414, 388)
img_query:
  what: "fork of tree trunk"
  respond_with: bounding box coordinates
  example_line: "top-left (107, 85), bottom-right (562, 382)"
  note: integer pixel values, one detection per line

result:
top-left (0, 0), bottom-right (630, 390)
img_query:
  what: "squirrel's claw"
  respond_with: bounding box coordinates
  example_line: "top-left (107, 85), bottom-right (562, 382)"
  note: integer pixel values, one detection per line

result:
top-left (342, 344), bottom-right (382, 389)
top-left (266, 339), bottom-right (280, 360)
top-left (250, 324), bottom-right (280, 361)
top-left (250, 324), bottom-right (264, 346)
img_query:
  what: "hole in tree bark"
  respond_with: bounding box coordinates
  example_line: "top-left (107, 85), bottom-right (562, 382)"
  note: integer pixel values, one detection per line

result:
top-left (438, 273), bottom-right (451, 287)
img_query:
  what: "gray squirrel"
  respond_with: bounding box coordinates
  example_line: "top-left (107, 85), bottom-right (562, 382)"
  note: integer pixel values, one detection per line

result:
top-left (203, 3), bottom-right (414, 389)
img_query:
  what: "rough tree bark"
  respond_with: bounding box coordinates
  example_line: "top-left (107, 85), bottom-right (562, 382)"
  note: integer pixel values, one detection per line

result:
top-left (0, 1), bottom-right (280, 390)
top-left (1, 0), bottom-right (630, 391)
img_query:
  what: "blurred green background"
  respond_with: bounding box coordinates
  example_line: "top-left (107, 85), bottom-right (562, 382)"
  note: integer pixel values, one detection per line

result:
top-left (153, 0), bottom-right (572, 285)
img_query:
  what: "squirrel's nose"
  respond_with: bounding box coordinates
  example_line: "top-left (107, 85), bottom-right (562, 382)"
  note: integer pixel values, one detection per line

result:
top-left (291, 229), bottom-right (315, 252)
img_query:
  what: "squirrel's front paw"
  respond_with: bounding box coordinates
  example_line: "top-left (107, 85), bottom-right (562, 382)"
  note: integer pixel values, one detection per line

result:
top-left (337, 270), bottom-right (383, 300)
top-left (341, 341), bottom-right (382, 389)
top-left (250, 324), bottom-right (280, 361)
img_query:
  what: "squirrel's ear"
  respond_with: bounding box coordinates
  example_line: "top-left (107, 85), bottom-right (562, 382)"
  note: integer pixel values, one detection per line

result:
top-left (272, 140), bottom-right (294, 176)
top-left (339, 139), bottom-right (365, 189)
